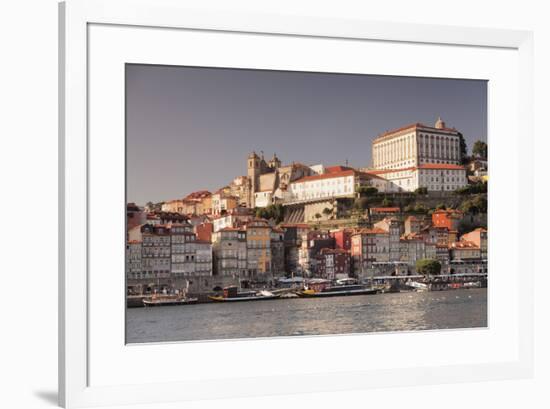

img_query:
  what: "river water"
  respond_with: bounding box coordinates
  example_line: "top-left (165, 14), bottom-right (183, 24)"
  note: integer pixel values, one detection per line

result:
top-left (126, 288), bottom-right (487, 343)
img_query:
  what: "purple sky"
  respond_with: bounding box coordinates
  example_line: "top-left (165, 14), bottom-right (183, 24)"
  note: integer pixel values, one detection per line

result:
top-left (126, 64), bottom-right (487, 205)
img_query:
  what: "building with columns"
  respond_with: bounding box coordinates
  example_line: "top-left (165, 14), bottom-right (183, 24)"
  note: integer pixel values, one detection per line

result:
top-left (366, 118), bottom-right (469, 192)
top-left (372, 117), bottom-right (462, 170)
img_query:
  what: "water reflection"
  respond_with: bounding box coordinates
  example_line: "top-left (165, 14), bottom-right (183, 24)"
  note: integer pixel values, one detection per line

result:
top-left (127, 288), bottom-right (487, 343)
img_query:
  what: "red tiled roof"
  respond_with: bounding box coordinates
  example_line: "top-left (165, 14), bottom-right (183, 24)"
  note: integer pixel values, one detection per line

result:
top-left (325, 165), bottom-right (355, 173)
top-left (184, 190), bottom-right (211, 199)
top-left (352, 227), bottom-right (388, 235)
top-left (371, 207), bottom-right (400, 212)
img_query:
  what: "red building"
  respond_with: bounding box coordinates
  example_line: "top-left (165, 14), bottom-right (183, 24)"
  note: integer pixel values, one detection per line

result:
top-left (330, 228), bottom-right (355, 251)
top-left (194, 222), bottom-right (213, 243)
top-left (315, 248), bottom-right (351, 280)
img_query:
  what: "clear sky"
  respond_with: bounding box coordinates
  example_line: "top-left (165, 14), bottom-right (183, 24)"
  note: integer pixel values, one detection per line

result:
top-left (126, 64), bottom-right (487, 205)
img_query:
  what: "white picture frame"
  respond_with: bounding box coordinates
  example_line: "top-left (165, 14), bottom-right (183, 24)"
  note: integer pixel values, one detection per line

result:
top-left (59, 0), bottom-right (534, 407)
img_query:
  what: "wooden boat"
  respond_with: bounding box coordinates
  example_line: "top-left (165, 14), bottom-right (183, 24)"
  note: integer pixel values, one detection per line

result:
top-left (142, 294), bottom-right (198, 307)
top-left (208, 287), bottom-right (281, 302)
top-left (298, 284), bottom-right (378, 298)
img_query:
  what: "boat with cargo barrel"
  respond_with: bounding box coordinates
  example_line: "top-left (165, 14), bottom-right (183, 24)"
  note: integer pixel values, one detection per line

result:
top-left (208, 286), bottom-right (281, 302)
top-left (298, 278), bottom-right (378, 298)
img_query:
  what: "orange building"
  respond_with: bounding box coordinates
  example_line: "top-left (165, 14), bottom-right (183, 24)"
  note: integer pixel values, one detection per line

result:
top-left (432, 209), bottom-right (463, 231)
top-left (195, 222), bottom-right (213, 243)
top-left (461, 227), bottom-right (487, 259)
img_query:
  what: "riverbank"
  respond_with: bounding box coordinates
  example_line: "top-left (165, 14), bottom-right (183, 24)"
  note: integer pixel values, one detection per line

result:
top-left (127, 274), bottom-right (487, 308)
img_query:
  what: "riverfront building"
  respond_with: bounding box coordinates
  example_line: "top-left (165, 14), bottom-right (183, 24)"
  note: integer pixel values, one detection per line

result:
top-left (126, 240), bottom-right (143, 280)
top-left (461, 227), bottom-right (488, 260)
top-left (141, 224), bottom-right (171, 279)
top-left (315, 248), bottom-right (351, 280)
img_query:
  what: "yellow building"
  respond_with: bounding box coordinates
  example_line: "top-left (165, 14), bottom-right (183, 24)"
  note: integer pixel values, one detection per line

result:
top-left (245, 219), bottom-right (272, 279)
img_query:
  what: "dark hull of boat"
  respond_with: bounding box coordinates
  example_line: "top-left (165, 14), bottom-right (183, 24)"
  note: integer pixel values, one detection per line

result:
top-left (208, 294), bottom-right (281, 302)
top-left (299, 288), bottom-right (378, 298)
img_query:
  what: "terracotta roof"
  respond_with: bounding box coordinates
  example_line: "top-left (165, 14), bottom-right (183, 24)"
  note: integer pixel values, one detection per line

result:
top-left (352, 227), bottom-right (388, 235)
top-left (371, 207), bottom-right (400, 212)
top-left (127, 240), bottom-right (142, 244)
top-left (325, 165), bottom-right (355, 173)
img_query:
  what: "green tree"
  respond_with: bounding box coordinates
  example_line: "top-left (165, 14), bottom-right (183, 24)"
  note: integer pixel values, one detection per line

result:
top-left (255, 204), bottom-right (285, 223)
top-left (381, 197), bottom-right (394, 207)
top-left (414, 187), bottom-right (428, 195)
top-left (357, 186), bottom-right (378, 196)
top-left (414, 203), bottom-right (428, 214)
top-left (416, 259), bottom-right (442, 276)
top-left (460, 195), bottom-right (487, 214)
top-left (436, 203), bottom-right (446, 210)
top-left (458, 132), bottom-right (469, 164)
top-left (455, 182), bottom-right (487, 195)
top-left (314, 213), bottom-right (322, 221)
top-left (472, 140), bottom-right (488, 159)
top-left (353, 197), bottom-right (369, 211)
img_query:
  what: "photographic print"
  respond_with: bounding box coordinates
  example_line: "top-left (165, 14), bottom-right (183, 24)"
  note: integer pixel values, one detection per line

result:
top-left (125, 65), bottom-right (488, 343)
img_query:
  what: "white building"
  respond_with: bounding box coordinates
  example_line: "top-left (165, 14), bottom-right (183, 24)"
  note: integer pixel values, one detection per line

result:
top-left (367, 163), bottom-right (468, 192)
top-left (254, 190), bottom-right (274, 208)
top-left (212, 212), bottom-right (253, 232)
top-left (372, 117), bottom-right (462, 170)
top-left (288, 167), bottom-right (383, 202)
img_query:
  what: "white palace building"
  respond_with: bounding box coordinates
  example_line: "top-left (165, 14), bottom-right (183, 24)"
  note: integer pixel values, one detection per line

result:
top-left (365, 118), bottom-right (469, 192)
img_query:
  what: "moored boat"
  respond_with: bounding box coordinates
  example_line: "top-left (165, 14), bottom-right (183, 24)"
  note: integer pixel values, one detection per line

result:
top-left (208, 286), bottom-right (281, 302)
top-left (298, 283), bottom-right (378, 298)
top-left (142, 294), bottom-right (198, 307)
